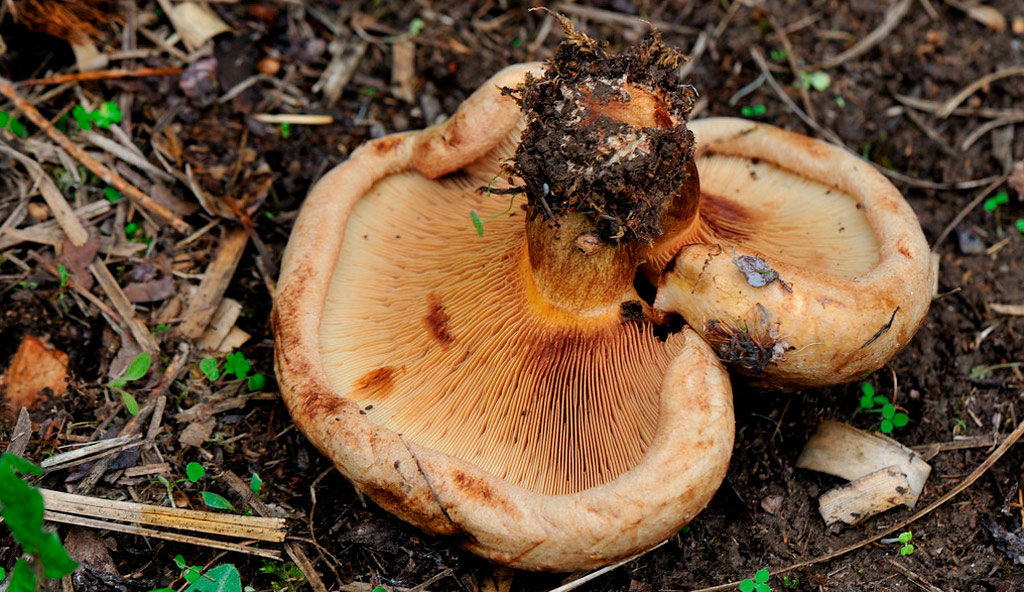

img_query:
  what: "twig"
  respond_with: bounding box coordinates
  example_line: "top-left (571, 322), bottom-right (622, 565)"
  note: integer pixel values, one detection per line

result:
top-left (551, 2), bottom-right (700, 34)
top-left (931, 174), bottom-right (1008, 251)
top-left (43, 511), bottom-right (281, 559)
top-left (19, 66), bottom-right (182, 87)
top-left (0, 143), bottom-right (90, 247)
top-left (894, 94), bottom-right (1024, 120)
top-left (936, 65), bottom-right (1024, 118)
top-left (175, 226), bottom-right (249, 339)
top-left (89, 261), bottom-right (160, 354)
top-left (0, 76), bottom-right (191, 233)
top-left (888, 560), bottom-right (946, 592)
top-left (27, 252), bottom-right (123, 325)
top-left (251, 114), bottom-right (334, 125)
top-left (769, 17), bottom-right (815, 121)
top-left (687, 417), bottom-right (1024, 592)
top-left (960, 117), bottom-right (1024, 151)
top-left (41, 435), bottom-right (141, 470)
top-left (750, 48), bottom-right (1002, 191)
top-left (901, 107), bottom-right (956, 156)
top-left (545, 541), bottom-right (668, 592)
top-left (820, 0), bottom-right (913, 68)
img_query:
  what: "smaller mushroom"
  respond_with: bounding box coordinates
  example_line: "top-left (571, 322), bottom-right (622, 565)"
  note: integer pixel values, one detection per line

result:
top-left (649, 118), bottom-right (933, 388)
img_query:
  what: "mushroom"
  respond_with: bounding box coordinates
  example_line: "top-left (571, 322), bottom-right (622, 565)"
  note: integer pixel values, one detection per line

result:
top-left (651, 118), bottom-right (933, 388)
top-left (274, 36), bottom-right (735, 571)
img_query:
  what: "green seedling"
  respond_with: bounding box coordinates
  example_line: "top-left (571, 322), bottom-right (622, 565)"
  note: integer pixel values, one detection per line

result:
top-left (371, 588), bottom-right (387, 592)
top-left (834, 96), bottom-right (846, 108)
top-left (780, 575), bottom-right (799, 590)
top-left (108, 352), bottom-right (152, 415)
top-left (799, 71), bottom-right (830, 92)
top-left (0, 109), bottom-right (28, 137)
top-left (983, 192), bottom-right (1009, 213)
top-left (104, 186), bottom-right (121, 202)
top-left (201, 491), bottom-right (236, 511)
top-left (186, 462), bottom-right (206, 483)
top-left (408, 17), bottom-right (425, 35)
top-left (898, 530), bottom-right (914, 556)
top-left (259, 560), bottom-right (305, 592)
top-left (953, 417), bottom-right (967, 433)
top-left (200, 357), bottom-right (220, 381)
top-left (770, 49), bottom-right (787, 61)
top-left (739, 568), bottom-right (771, 592)
top-left (247, 373), bottom-right (266, 391)
top-left (470, 174), bottom-right (518, 236)
top-left (57, 264), bottom-right (68, 287)
top-left (280, 122), bottom-right (291, 139)
top-left (175, 556), bottom-right (241, 592)
top-left (224, 351), bottom-right (251, 380)
top-left (857, 382), bottom-right (908, 434)
top-left (741, 104), bottom-right (767, 117)
top-left (1016, 219), bottom-right (1024, 234)
top-left (250, 473), bottom-right (263, 495)
top-left (970, 361), bottom-right (1021, 379)
top-left (0, 454), bottom-right (79, 592)
top-left (72, 101), bottom-right (122, 131)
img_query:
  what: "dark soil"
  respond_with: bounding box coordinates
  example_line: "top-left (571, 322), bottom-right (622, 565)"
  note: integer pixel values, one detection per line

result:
top-left (1, 2), bottom-right (1023, 592)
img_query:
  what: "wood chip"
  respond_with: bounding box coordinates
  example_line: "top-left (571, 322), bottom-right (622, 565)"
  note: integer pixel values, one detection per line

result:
top-left (41, 435), bottom-right (141, 470)
top-left (158, 0), bottom-right (232, 52)
top-left (122, 462), bottom-right (172, 478)
top-left (197, 298), bottom-right (243, 351)
top-left (391, 40), bottom-right (417, 103)
top-left (7, 408), bottom-right (33, 458)
top-left (991, 303), bottom-right (1024, 316)
top-left (818, 465), bottom-right (917, 525)
top-left (176, 227), bottom-right (249, 339)
top-left (796, 420), bottom-right (932, 507)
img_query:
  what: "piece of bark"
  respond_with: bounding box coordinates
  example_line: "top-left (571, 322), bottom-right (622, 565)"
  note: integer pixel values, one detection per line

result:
top-left (176, 227), bottom-right (249, 339)
top-left (197, 298), bottom-right (242, 350)
top-left (817, 465), bottom-right (916, 525)
top-left (64, 529), bottom-right (119, 575)
top-left (797, 420), bottom-right (932, 508)
top-left (179, 418), bottom-right (215, 448)
top-left (7, 408), bottom-right (33, 457)
top-left (1, 336), bottom-right (69, 415)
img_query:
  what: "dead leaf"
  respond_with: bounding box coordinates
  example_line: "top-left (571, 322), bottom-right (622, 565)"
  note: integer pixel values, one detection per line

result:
top-left (123, 276), bottom-right (175, 303)
top-left (179, 418), bottom-right (216, 447)
top-left (59, 234), bottom-right (99, 291)
top-left (64, 529), bottom-right (119, 575)
top-left (1, 336), bottom-right (69, 415)
top-left (160, 0), bottom-right (231, 52)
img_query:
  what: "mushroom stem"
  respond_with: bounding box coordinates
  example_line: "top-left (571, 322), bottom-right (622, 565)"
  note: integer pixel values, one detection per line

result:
top-left (525, 210), bottom-right (640, 316)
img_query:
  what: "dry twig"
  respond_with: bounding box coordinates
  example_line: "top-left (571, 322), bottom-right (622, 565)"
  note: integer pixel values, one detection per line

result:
top-left (819, 0), bottom-right (913, 68)
top-left (175, 226), bottom-right (249, 339)
top-left (0, 77), bottom-right (191, 233)
top-left (936, 65), bottom-right (1024, 118)
top-left (20, 66), bottom-right (182, 87)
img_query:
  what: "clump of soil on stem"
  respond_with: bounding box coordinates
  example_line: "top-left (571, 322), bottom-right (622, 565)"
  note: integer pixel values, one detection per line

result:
top-left (505, 14), bottom-right (698, 244)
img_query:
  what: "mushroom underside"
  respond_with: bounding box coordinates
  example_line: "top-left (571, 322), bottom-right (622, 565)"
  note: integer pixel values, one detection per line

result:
top-left (319, 117), bottom-right (898, 493)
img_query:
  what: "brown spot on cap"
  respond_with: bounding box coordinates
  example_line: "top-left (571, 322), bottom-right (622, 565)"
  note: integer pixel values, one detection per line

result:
top-left (425, 293), bottom-right (454, 347)
top-left (355, 366), bottom-right (398, 399)
top-left (700, 192), bottom-right (753, 241)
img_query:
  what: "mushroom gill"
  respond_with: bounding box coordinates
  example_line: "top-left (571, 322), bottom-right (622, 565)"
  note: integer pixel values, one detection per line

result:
top-left (320, 133), bottom-right (687, 496)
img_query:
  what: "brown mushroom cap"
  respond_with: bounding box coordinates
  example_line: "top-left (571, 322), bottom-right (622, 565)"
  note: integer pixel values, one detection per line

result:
top-left (654, 118), bottom-right (933, 388)
top-left (274, 64), bottom-right (735, 571)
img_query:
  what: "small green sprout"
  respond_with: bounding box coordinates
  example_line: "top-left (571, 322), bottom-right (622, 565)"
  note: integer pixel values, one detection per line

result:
top-left (186, 563), bottom-right (241, 592)
top-left (202, 491), bottom-right (236, 511)
top-left (408, 17), bottom-right (425, 35)
top-left (247, 373), bottom-right (266, 391)
top-left (259, 560), bottom-right (305, 592)
top-left (770, 49), bottom-right (787, 61)
top-left (0, 110), bottom-right (27, 137)
top-left (953, 417), bottom-right (967, 433)
top-left (104, 186), bottom-right (122, 202)
top-left (250, 473), bottom-right (263, 494)
top-left (799, 71), bottom-right (831, 92)
top-left (108, 352), bottom-right (152, 415)
top-left (1016, 219), bottom-right (1024, 234)
top-left (280, 122), bottom-right (291, 139)
top-left (741, 104), bottom-right (767, 117)
top-left (898, 531), bottom-right (914, 556)
top-left (371, 588), bottom-right (387, 592)
top-left (470, 210), bottom-right (484, 236)
top-left (57, 264), bottom-right (68, 287)
top-left (125, 221), bottom-right (139, 237)
top-left (857, 382), bottom-right (908, 433)
top-left (224, 351), bottom-right (251, 380)
top-left (739, 568), bottom-right (771, 592)
top-left (72, 105), bottom-right (92, 131)
top-left (780, 575), bottom-right (799, 590)
top-left (834, 96), bottom-right (846, 108)
top-left (186, 462), bottom-right (206, 483)
top-left (200, 357), bottom-right (219, 381)
top-left (970, 361), bottom-right (1021, 379)
top-left (983, 192), bottom-right (1009, 212)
